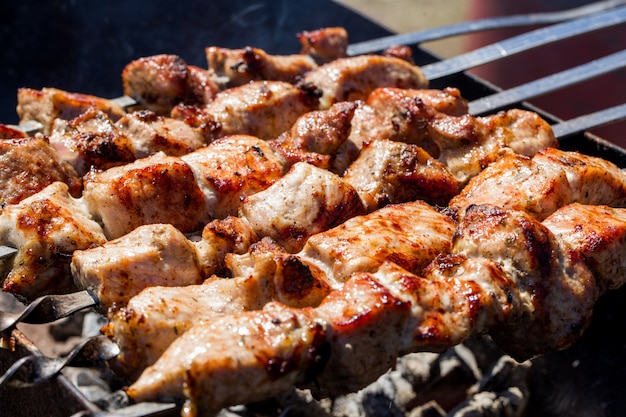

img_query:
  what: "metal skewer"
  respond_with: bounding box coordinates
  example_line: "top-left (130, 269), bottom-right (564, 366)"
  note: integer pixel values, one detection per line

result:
top-left (346, 0), bottom-right (626, 56)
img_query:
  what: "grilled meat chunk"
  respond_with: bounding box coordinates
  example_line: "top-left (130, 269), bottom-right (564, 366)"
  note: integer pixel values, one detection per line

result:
top-left (301, 55), bottom-right (428, 109)
top-left (0, 182), bottom-right (106, 300)
top-left (343, 139), bottom-right (460, 210)
top-left (173, 81), bottom-right (319, 141)
top-left (17, 87), bottom-right (126, 135)
top-left (122, 54), bottom-right (219, 115)
top-left (297, 27), bottom-right (348, 64)
top-left (49, 107), bottom-right (137, 175)
top-left (115, 109), bottom-right (206, 157)
top-left (206, 46), bottom-right (317, 87)
top-left (269, 101), bottom-right (358, 173)
top-left (82, 153), bottom-right (209, 239)
top-left (181, 135), bottom-right (286, 219)
top-left (450, 148), bottom-right (626, 220)
top-left (366, 87), bottom-right (468, 118)
top-left (239, 162), bottom-right (365, 252)
top-left (429, 108), bottom-right (558, 184)
top-left (0, 135), bottom-right (82, 205)
top-left (71, 223), bottom-right (204, 309)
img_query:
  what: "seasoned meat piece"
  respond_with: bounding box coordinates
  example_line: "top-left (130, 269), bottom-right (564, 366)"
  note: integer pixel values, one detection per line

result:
top-left (186, 65), bottom-right (220, 106)
top-left (71, 223), bottom-right (204, 308)
top-left (450, 152), bottom-right (572, 220)
top-left (301, 55), bottom-right (428, 109)
top-left (107, 237), bottom-right (330, 378)
top-left (49, 107), bottom-right (136, 175)
top-left (0, 182), bottom-right (106, 300)
top-left (0, 136), bottom-right (81, 205)
top-left (299, 200), bottom-right (455, 284)
top-left (122, 55), bottom-right (220, 115)
top-left (535, 147), bottom-right (626, 207)
top-left (542, 204), bottom-right (626, 293)
top-left (297, 27), bottom-right (348, 63)
top-left (206, 46), bottom-right (317, 87)
top-left (17, 87), bottom-right (126, 135)
top-left (122, 54), bottom-right (189, 115)
top-left (450, 148), bottom-right (626, 220)
top-left (115, 109), bottom-right (206, 157)
top-left (128, 302), bottom-right (324, 410)
top-left (188, 81), bottom-right (319, 141)
top-left (269, 101), bottom-right (358, 172)
top-left (367, 87), bottom-right (469, 118)
top-left (442, 204), bottom-right (598, 360)
top-left (430, 108), bottom-right (558, 183)
top-left (334, 88), bottom-right (468, 174)
top-left (194, 216), bottom-right (259, 278)
top-left (381, 45), bottom-right (415, 63)
top-left (239, 162), bottom-right (365, 252)
top-left (181, 135), bottom-right (286, 219)
top-left (82, 153), bottom-right (209, 239)
top-left (104, 278), bottom-right (262, 379)
top-left (343, 139), bottom-right (460, 210)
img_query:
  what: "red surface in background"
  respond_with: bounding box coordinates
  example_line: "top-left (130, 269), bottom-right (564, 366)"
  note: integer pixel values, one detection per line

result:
top-left (467, 1), bottom-right (626, 148)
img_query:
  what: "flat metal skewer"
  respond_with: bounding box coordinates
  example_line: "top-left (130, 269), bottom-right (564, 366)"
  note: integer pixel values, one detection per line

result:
top-left (346, 0), bottom-right (626, 56)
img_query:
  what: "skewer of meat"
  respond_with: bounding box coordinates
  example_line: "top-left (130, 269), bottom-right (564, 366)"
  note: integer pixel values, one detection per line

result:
top-left (125, 202), bottom-right (626, 415)
top-left (101, 200), bottom-right (455, 378)
top-left (0, 84), bottom-right (477, 301)
top-left (99, 143), bottom-right (626, 380)
top-left (69, 102), bottom-right (561, 309)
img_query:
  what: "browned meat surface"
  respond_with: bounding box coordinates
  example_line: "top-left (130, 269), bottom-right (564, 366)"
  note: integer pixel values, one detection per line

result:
top-left (0, 136), bottom-right (82, 205)
top-left (450, 148), bottom-right (626, 220)
top-left (239, 162), bottom-right (365, 252)
top-left (206, 46), bottom-right (317, 87)
top-left (301, 55), bottom-right (428, 109)
top-left (71, 223), bottom-right (203, 309)
top-left (366, 87), bottom-right (469, 117)
top-left (186, 65), bottom-right (220, 106)
top-left (190, 81), bottom-right (319, 141)
top-left (269, 101), bottom-right (359, 173)
top-left (16, 87), bottom-right (126, 135)
top-left (181, 135), bottom-right (286, 219)
top-left (115, 110), bottom-right (206, 157)
top-left (0, 182), bottom-right (106, 300)
top-left (343, 138), bottom-right (460, 210)
top-left (122, 54), bottom-right (187, 113)
top-left (297, 27), bottom-right (348, 64)
top-left (0, 124), bottom-right (28, 139)
top-left (82, 153), bottom-right (210, 239)
top-left (49, 107), bottom-right (136, 175)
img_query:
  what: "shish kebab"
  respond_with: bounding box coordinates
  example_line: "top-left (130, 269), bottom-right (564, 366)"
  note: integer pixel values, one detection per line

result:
top-left (2, 43), bottom-right (620, 290)
top-left (0, 22), bottom-right (620, 417)
top-left (0, 17), bottom-right (620, 318)
top-left (96, 144), bottom-right (626, 378)
top-left (0, 81), bottom-right (557, 302)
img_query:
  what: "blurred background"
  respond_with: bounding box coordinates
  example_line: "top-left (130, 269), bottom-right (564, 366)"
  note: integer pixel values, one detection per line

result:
top-left (1, 0), bottom-right (624, 145)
